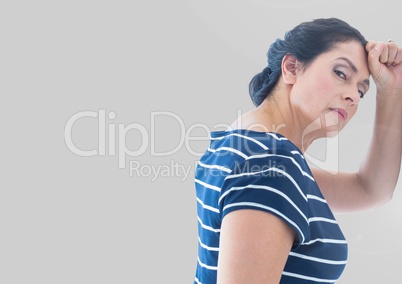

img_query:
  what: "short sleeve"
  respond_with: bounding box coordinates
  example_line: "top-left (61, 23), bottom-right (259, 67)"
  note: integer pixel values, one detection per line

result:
top-left (218, 154), bottom-right (311, 246)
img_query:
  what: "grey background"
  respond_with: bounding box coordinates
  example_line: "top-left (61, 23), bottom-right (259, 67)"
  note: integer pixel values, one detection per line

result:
top-left (2, 0), bottom-right (401, 283)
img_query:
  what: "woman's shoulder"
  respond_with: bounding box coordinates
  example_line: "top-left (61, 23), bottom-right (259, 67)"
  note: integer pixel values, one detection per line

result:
top-left (209, 129), bottom-right (302, 157)
top-left (208, 129), bottom-right (312, 180)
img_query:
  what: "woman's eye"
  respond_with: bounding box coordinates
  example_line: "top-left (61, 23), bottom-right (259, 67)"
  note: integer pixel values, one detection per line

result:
top-left (358, 90), bottom-right (365, 99)
top-left (334, 70), bottom-right (346, 80)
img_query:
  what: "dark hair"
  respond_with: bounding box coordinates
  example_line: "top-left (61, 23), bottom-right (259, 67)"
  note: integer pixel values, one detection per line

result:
top-left (249, 18), bottom-right (368, 106)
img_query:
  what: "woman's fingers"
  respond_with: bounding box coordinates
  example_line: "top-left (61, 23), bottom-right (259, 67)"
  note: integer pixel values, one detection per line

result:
top-left (379, 42), bottom-right (389, 64)
top-left (385, 41), bottom-right (398, 66)
top-left (365, 41), bottom-right (377, 53)
top-left (366, 41), bottom-right (384, 80)
top-left (366, 40), bottom-right (402, 90)
top-left (393, 47), bottom-right (402, 66)
top-left (367, 40), bottom-right (400, 66)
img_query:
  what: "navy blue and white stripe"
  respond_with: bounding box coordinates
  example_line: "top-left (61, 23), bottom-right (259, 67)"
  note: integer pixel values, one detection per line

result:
top-left (194, 129), bottom-right (347, 284)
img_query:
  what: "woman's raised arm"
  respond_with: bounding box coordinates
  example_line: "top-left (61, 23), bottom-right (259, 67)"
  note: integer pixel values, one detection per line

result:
top-left (313, 41), bottom-right (402, 213)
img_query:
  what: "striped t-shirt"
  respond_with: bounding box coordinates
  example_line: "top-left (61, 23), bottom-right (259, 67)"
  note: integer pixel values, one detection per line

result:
top-left (194, 129), bottom-right (347, 284)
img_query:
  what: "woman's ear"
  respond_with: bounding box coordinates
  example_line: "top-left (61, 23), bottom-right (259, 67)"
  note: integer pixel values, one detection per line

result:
top-left (281, 54), bottom-right (299, 85)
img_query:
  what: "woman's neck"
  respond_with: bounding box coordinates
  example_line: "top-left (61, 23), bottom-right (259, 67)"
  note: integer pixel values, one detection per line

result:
top-left (229, 91), bottom-right (318, 153)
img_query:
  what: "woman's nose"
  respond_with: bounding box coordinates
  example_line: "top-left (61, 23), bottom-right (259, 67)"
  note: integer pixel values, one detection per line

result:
top-left (343, 89), bottom-right (361, 105)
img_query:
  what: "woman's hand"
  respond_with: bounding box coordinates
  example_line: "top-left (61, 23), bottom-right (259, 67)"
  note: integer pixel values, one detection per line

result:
top-left (366, 41), bottom-right (402, 94)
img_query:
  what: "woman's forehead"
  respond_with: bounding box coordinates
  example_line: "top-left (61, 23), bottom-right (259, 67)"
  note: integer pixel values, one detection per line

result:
top-left (321, 42), bottom-right (369, 74)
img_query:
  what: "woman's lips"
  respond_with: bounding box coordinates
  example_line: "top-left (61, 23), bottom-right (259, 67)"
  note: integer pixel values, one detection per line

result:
top-left (330, 108), bottom-right (348, 121)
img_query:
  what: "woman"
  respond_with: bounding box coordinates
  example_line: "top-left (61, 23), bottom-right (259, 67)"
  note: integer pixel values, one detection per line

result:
top-left (194, 18), bottom-right (402, 283)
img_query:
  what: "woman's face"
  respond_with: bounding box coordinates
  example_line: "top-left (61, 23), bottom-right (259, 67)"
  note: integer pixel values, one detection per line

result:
top-left (290, 40), bottom-right (370, 137)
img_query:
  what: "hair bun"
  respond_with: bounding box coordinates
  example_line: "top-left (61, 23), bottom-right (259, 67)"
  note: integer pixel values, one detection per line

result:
top-left (263, 67), bottom-right (272, 79)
